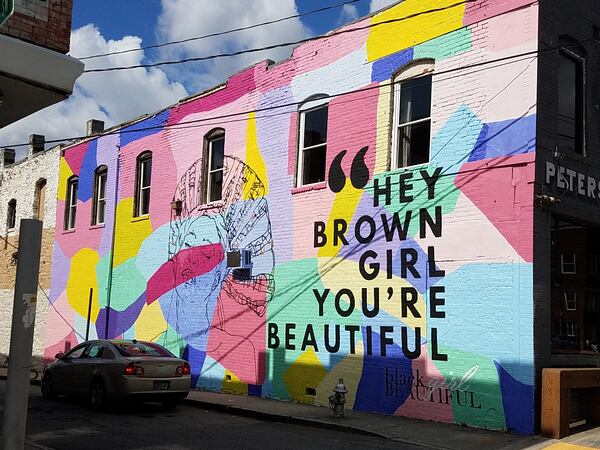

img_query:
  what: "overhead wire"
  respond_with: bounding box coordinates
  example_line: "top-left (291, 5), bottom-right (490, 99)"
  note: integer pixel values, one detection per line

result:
top-left (76, 0), bottom-right (363, 61)
top-left (83, 0), bottom-right (480, 73)
top-left (2, 37), bottom-right (597, 150)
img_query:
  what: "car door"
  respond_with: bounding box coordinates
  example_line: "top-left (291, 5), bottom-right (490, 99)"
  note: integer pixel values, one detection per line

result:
top-left (51, 344), bottom-right (87, 395)
top-left (77, 343), bottom-right (106, 392)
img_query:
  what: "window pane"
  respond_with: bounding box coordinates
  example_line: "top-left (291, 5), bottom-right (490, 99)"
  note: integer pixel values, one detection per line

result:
top-left (399, 75), bottom-right (432, 124)
top-left (302, 146), bottom-right (326, 185)
top-left (209, 170), bottom-right (223, 202)
top-left (398, 120), bottom-right (430, 167)
top-left (98, 172), bottom-right (106, 200)
top-left (210, 137), bottom-right (224, 170)
top-left (141, 158), bottom-right (152, 188)
top-left (558, 53), bottom-right (582, 154)
top-left (303, 106), bottom-right (328, 148)
top-left (141, 187), bottom-right (150, 216)
top-left (98, 199), bottom-right (105, 224)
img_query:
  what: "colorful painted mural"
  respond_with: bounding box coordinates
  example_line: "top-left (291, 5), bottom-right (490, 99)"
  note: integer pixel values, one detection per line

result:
top-left (45, 0), bottom-right (539, 434)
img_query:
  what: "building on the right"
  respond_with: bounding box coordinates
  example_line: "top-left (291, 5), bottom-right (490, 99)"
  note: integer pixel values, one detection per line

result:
top-left (533, 0), bottom-right (600, 402)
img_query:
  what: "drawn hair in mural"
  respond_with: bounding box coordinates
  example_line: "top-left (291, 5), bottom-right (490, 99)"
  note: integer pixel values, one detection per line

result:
top-left (164, 155), bottom-right (275, 356)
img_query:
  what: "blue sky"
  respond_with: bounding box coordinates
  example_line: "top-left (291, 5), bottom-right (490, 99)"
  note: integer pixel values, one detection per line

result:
top-left (1, 0), bottom-right (396, 154)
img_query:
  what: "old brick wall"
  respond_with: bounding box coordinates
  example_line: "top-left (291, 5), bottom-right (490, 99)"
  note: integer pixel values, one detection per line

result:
top-left (1, 0), bottom-right (73, 53)
top-left (0, 147), bottom-right (60, 368)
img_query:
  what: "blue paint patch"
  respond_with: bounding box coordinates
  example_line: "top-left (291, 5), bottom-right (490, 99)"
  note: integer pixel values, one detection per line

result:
top-left (469, 115), bottom-right (536, 162)
top-left (120, 110), bottom-right (169, 148)
top-left (183, 344), bottom-right (207, 388)
top-left (95, 292), bottom-right (146, 339)
top-left (371, 49), bottom-right (414, 82)
top-left (495, 361), bottom-right (534, 435)
top-left (77, 139), bottom-right (98, 202)
top-left (393, 237), bottom-right (444, 294)
top-left (197, 355), bottom-right (226, 391)
top-left (354, 329), bottom-right (412, 415)
top-left (430, 105), bottom-right (483, 170)
top-left (248, 384), bottom-right (262, 397)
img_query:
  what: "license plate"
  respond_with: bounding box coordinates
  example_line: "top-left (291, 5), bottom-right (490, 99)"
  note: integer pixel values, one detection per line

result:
top-left (153, 381), bottom-right (170, 390)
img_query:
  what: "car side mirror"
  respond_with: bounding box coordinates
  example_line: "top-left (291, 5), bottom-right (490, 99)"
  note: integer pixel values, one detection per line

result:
top-left (55, 352), bottom-right (65, 360)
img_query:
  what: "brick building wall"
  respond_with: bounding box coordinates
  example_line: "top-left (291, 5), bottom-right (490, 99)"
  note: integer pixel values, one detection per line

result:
top-left (532, 0), bottom-right (600, 421)
top-left (46, 0), bottom-right (540, 433)
top-left (0, 146), bottom-right (60, 369)
top-left (1, 0), bottom-right (73, 53)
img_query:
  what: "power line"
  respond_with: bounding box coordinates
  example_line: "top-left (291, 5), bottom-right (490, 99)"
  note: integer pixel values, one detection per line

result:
top-left (77, 0), bottom-right (363, 61)
top-left (3, 38), bottom-right (594, 150)
top-left (83, 0), bottom-right (479, 73)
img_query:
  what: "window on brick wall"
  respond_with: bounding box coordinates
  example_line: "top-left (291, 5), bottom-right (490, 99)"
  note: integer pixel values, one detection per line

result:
top-left (92, 166), bottom-right (107, 225)
top-left (33, 178), bottom-right (47, 221)
top-left (7, 199), bottom-right (16, 230)
top-left (134, 152), bottom-right (152, 217)
top-left (297, 97), bottom-right (328, 186)
top-left (64, 177), bottom-right (78, 230)
top-left (204, 130), bottom-right (225, 203)
top-left (392, 61), bottom-right (434, 169)
top-left (558, 50), bottom-right (585, 155)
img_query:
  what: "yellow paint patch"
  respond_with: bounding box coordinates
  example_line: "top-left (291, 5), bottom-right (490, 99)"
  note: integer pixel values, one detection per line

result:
top-left (66, 248), bottom-right (100, 319)
top-left (243, 112), bottom-right (269, 199)
top-left (134, 301), bottom-right (167, 341)
top-left (318, 257), bottom-right (427, 333)
top-left (316, 342), bottom-right (364, 409)
top-left (57, 157), bottom-right (74, 201)
top-left (221, 370), bottom-right (248, 395)
top-left (112, 198), bottom-right (153, 267)
top-left (317, 183), bottom-right (363, 258)
top-left (284, 349), bottom-right (328, 404)
top-left (367, 0), bottom-right (466, 62)
top-left (544, 444), bottom-right (598, 450)
top-left (375, 84), bottom-right (393, 174)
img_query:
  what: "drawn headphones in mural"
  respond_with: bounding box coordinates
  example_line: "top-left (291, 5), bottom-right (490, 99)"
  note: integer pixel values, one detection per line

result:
top-left (328, 146), bottom-right (370, 193)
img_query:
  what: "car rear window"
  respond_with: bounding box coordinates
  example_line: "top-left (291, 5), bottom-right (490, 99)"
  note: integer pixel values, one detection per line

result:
top-left (112, 342), bottom-right (174, 358)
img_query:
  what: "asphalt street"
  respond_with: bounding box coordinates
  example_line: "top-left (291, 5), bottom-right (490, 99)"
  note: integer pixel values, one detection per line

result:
top-left (0, 381), bottom-right (425, 450)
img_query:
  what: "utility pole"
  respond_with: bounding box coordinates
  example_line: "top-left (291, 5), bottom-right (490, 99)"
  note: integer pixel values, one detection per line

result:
top-left (2, 219), bottom-right (42, 450)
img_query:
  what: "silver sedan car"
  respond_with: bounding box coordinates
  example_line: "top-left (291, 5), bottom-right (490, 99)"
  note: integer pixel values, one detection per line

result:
top-left (41, 339), bottom-right (191, 410)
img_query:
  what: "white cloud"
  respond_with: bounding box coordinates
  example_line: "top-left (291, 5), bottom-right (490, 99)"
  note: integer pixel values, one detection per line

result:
top-left (156, 0), bottom-right (309, 92)
top-left (338, 4), bottom-right (359, 24)
top-left (0, 24), bottom-right (188, 158)
top-left (370, 0), bottom-right (399, 13)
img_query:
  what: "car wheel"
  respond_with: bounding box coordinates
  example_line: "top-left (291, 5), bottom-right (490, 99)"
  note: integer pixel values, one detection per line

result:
top-left (89, 379), bottom-right (107, 411)
top-left (41, 373), bottom-right (56, 400)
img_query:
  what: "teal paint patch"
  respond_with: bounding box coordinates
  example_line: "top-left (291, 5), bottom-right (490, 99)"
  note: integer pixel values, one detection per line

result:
top-left (110, 258), bottom-right (148, 312)
top-left (414, 28), bottom-right (472, 61)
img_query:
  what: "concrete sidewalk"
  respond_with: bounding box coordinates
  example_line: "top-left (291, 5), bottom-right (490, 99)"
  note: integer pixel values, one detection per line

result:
top-left (184, 390), bottom-right (600, 450)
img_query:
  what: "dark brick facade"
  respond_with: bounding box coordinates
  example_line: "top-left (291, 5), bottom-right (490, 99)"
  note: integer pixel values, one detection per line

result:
top-left (1, 0), bottom-right (73, 53)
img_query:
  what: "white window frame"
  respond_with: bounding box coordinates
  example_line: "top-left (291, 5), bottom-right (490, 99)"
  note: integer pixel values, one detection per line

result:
top-left (565, 321), bottom-right (578, 338)
top-left (561, 253), bottom-right (576, 274)
top-left (64, 177), bottom-right (78, 230)
top-left (391, 61), bottom-right (434, 170)
top-left (206, 133), bottom-right (225, 203)
top-left (297, 97), bottom-right (329, 187)
top-left (92, 166), bottom-right (107, 225)
top-left (563, 291), bottom-right (577, 311)
top-left (135, 153), bottom-right (152, 217)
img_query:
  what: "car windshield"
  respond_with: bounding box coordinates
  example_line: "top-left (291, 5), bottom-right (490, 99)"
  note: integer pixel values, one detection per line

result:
top-left (112, 341), bottom-right (174, 358)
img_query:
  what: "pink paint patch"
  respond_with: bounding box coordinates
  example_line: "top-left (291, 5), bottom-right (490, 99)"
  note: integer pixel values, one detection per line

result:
top-left (146, 243), bottom-right (224, 304)
top-left (44, 330), bottom-right (78, 365)
top-left (168, 67), bottom-right (257, 126)
top-left (455, 153), bottom-right (535, 262)
top-left (464, 0), bottom-right (537, 26)
top-left (328, 86), bottom-right (378, 182)
top-left (394, 345), bottom-right (454, 422)
top-left (63, 142), bottom-right (89, 176)
top-left (206, 275), bottom-right (267, 385)
top-left (55, 200), bottom-right (102, 258)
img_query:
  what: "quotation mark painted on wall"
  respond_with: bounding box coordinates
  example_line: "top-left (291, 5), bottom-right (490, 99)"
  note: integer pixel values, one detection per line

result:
top-left (328, 146), bottom-right (370, 193)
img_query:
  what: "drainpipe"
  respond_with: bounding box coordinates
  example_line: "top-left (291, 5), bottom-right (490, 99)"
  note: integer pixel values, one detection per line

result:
top-left (104, 145), bottom-right (120, 339)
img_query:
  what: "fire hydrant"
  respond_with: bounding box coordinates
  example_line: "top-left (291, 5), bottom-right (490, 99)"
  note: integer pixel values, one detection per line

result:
top-left (328, 378), bottom-right (348, 418)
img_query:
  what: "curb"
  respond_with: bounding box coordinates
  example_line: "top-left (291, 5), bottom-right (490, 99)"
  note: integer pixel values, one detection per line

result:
top-left (182, 398), bottom-right (439, 449)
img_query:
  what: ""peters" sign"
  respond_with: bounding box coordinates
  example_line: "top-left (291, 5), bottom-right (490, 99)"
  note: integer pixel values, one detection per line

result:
top-left (545, 161), bottom-right (600, 201)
